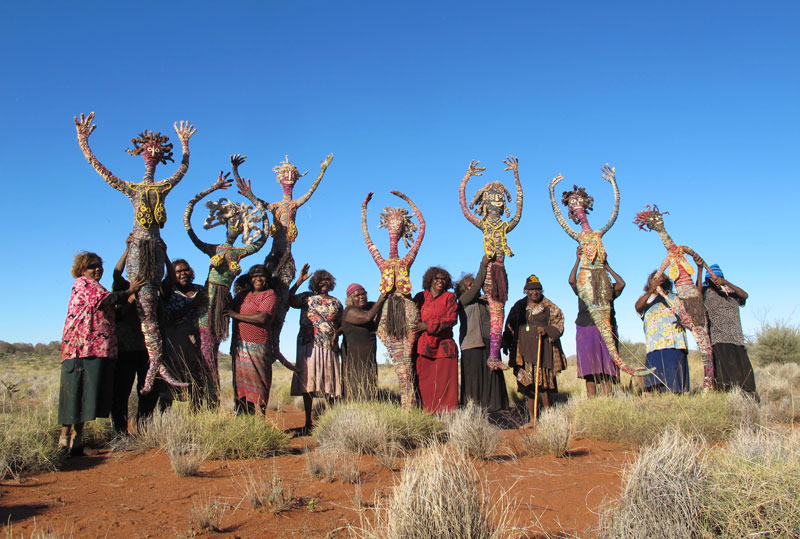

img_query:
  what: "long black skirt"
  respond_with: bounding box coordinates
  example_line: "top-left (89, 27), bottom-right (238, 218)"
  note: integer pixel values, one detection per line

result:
top-left (460, 344), bottom-right (508, 412)
top-left (712, 343), bottom-right (756, 394)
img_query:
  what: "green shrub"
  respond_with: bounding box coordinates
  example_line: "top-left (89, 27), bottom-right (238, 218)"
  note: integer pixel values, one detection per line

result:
top-left (751, 318), bottom-right (800, 365)
top-left (314, 401), bottom-right (444, 451)
top-left (574, 392), bottom-right (753, 445)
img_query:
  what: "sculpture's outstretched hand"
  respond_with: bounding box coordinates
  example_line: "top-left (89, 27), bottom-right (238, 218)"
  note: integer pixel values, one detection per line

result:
top-left (230, 154), bottom-right (247, 168)
top-left (601, 164), bottom-right (615, 184)
top-left (550, 173), bottom-right (565, 188)
top-left (503, 156), bottom-right (519, 172)
top-left (364, 192), bottom-right (374, 205)
top-left (468, 160), bottom-right (486, 177)
top-left (321, 153), bottom-right (334, 171)
top-left (74, 112), bottom-right (97, 139)
top-left (214, 171), bottom-right (232, 190)
top-left (174, 121), bottom-right (196, 144)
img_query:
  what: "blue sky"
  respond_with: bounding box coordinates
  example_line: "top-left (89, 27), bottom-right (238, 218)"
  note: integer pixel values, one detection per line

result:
top-left (1, 1), bottom-right (798, 358)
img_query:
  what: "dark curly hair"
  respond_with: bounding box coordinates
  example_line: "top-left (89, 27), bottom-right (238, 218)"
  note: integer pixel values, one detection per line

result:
top-left (172, 259), bottom-right (195, 282)
top-left (644, 270), bottom-right (673, 294)
top-left (422, 266), bottom-right (453, 292)
top-left (309, 269), bottom-right (336, 294)
top-left (561, 185), bottom-right (594, 223)
top-left (71, 251), bottom-right (102, 278)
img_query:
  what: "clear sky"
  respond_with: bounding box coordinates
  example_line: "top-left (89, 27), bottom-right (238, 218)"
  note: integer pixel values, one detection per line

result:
top-left (1, 1), bottom-right (798, 359)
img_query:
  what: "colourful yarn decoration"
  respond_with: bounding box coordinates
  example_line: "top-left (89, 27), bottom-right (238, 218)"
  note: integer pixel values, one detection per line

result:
top-left (550, 165), bottom-right (650, 377)
top-left (74, 112), bottom-right (195, 394)
top-left (634, 204), bottom-right (715, 390)
top-left (458, 157), bottom-right (523, 369)
top-left (232, 153), bottom-right (333, 370)
top-left (184, 172), bottom-right (268, 392)
top-left (362, 191), bottom-right (426, 408)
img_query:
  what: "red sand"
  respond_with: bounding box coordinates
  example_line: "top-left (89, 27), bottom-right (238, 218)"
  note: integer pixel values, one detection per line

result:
top-left (0, 408), bottom-right (632, 538)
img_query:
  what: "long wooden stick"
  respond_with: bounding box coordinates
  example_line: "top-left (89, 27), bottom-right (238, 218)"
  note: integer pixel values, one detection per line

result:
top-left (533, 333), bottom-right (543, 425)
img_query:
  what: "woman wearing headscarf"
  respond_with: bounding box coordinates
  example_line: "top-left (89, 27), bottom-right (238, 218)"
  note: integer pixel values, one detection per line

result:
top-left (634, 271), bottom-right (690, 393)
top-left (341, 284), bottom-right (386, 400)
top-left (503, 274), bottom-right (566, 427)
top-left (60, 250), bottom-right (144, 455)
top-left (414, 266), bottom-right (458, 413)
top-left (703, 264), bottom-right (756, 394)
top-left (457, 256), bottom-right (508, 412)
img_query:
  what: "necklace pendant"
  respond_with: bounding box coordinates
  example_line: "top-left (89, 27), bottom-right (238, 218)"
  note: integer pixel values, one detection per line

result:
top-left (525, 324), bottom-right (530, 332)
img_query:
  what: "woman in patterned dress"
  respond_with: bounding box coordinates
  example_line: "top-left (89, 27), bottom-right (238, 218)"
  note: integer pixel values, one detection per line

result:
top-left (290, 267), bottom-right (343, 431)
top-left (635, 271), bottom-right (690, 393)
top-left (59, 251), bottom-right (144, 455)
top-left (227, 265), bottom-right (283, 414)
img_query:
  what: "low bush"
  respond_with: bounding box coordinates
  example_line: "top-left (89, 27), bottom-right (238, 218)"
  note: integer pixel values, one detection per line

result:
top-left (520, 405), bottom-right (572, 458)
top-left (313, 401), bottom-right (444, 451)
top-left (598, 425), bottom-right (800, 538)
top-left (352, 447), bottom-right (518, 539)
top-left (574, 391), bottom-right (753, 445)
top-left (444, 401), bottom-right (500, 459)
top-left (751, 318), bottom-right (800, 366)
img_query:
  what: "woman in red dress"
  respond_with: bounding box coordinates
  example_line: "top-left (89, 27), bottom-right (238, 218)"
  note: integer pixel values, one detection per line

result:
top-left (413, 267), bottom-right (458, 413)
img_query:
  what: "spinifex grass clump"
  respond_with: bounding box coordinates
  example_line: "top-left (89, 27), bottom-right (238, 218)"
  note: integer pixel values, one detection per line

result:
top-left (351, 447), bottom-right (519, 539)
top-left (574, 391), bottom-right (753, 445)
top-left (136, 405), bottom-right (289, 462)
top-left (313, 401), bottom-right (445, 452)
top-left (520, 405), bottom-right (573, 457)
top-left (0, 388), bottom-right (60, 479)
top-left (598, 425), bottom-right (800, 538)
top-left (443, 401), bottom-right (500, 459)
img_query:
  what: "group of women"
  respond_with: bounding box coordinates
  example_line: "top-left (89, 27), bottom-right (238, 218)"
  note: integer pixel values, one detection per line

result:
top-left (59, 115), bottom-right (755, 455)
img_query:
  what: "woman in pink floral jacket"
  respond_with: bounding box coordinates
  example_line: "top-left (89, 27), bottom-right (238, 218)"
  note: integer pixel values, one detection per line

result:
top-left (59, 251), bottom-right (143, 456)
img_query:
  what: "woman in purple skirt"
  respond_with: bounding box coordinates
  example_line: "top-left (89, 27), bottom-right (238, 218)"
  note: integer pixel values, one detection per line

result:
top-left (568, 246), bottom-right (625, 397)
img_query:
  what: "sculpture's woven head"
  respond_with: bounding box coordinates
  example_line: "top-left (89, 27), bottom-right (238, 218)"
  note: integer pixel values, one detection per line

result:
top-left (561, 185), bottom-right (594, 224)
top-left (126, 131), bottom-right (174, 167)
top-left (379, 206), bottom-right (417, 248)
top-left (273, 155), bottom-right (308, 188)
top-left (634, 204), bottom-right (668, 232)
top-left (204, 198), bottom-right (265, 245)
top-left (470, 181), bottom-right (511, 219)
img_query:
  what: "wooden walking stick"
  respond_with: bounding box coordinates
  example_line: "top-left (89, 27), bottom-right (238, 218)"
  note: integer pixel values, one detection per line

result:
top-left (533, 332), bottom-right (543, 425)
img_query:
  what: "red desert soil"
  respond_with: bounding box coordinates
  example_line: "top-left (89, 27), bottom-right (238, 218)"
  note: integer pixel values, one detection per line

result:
top-left (1, 408), bottom-right (632, 538)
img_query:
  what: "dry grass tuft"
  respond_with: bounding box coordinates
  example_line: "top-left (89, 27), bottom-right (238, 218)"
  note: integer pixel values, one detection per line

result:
top-left (190, 492), bottom-right (228, 532)
top-left (351, 446), bottom-right (522, 539)
top-left (598, 427), bottom-right (707, 538)
top-left (444, 401), bottom-right (500, 459)
top-left (305, 445), bottom-right (362, 484)
top-left (238, 468), bottom-right (299, 514)
top-left (520, 405), bottom-right (573, 457)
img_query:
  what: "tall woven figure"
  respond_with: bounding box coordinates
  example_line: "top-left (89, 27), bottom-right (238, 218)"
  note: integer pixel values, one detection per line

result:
top-left (550, 165), bottom-right (651, 376)
top-left (458, 157), bottom-right (522, 369)
top-left (184, 172), bottom-right (268, 398)
top-left (634, 205), bottom-right (715, 390)
top-left (74, 112), bottom-right (195, 394)
top-left (233, 153), bottom-right (333, 365)
top-left (362, 191), bottom-right (425, 408)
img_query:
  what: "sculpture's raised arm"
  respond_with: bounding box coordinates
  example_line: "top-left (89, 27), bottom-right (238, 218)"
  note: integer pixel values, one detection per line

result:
top-left (458, 160), bottom-right (484, 228)
top-left (505, 156), bottom-right (523, 231)
top-left (549, 174), bottom-right (579, 241)
top-left (392, 190), bottom-right (425, 265)
top-left (296, 154), bottom-right (334, 207)
top-left (184, 172), bottom-right (232, 256)
top-left (230, 154), bottom-right (266, 207)
top-left (73, 112), bottom-right (131, 196)
top-left (163, 121), bottom-right (196, 187)
top-left (362, 192), bottom-right (384, 267)
top-left (598, 164), bottom-right (620, 236)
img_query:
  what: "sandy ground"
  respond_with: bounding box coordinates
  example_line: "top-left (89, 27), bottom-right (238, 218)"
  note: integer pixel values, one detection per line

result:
top-left (0, 406), bottom-right (631, 538)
